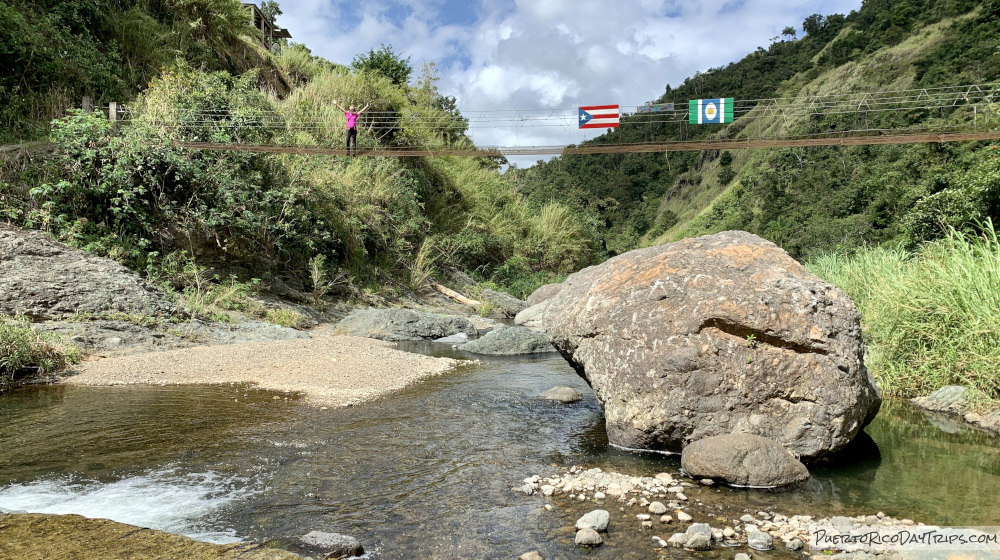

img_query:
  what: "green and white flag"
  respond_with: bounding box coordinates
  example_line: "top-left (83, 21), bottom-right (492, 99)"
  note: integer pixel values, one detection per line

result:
top-left (688, 98), bottom-right (734, 124)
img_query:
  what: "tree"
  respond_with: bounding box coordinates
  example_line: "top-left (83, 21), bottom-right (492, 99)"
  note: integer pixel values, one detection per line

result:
top-left (259, 1), bottom-right (282, 25)
top-left (782, 25), bottom-right (797, 40)
top-left (351, 44), bottom-right (412, 86)
top-left (802, 14), bottom-right (826, 36)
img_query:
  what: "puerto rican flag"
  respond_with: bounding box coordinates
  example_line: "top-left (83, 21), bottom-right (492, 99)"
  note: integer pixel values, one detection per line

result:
top-left (579, 105), bottom-right (620, 129)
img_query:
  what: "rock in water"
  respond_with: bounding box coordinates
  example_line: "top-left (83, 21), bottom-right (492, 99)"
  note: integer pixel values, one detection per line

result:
top-left (336, 309), bottom-right (477, 342)
top-left (458, 327), bottom-right (555, 355)
top-left (519, 551), bottom-right (545, 560)
top-left (514, 300), bottom-right (550, 329)
top-left (0, 225), bottom-right (176, 320)
top-left (575, 509), bottom-right (610, 532)
top-left (575, 528), bottom-right (603, 546)
top-left (298, 531), bottom-right (364, 558)
top-left (544, 231), bottom-right (881, 460)
top-left (480, 288), bottom-right (529, 317)
top-left (541, 386), bottom-right (582, 403)
top-left (680, 434), bottom-right (810, 487)
top-left (747, 530), bottom-right (773, 551)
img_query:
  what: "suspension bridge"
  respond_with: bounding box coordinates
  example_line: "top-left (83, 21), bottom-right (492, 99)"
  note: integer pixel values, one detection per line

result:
top-left (8, 83), bottom-right (1000, 157)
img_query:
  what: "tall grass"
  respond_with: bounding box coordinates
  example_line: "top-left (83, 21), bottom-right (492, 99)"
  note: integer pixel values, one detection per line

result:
top-left (808, 221), bottom-right (1000, 399)
top-left (0, 316), bottom-right (82, 388)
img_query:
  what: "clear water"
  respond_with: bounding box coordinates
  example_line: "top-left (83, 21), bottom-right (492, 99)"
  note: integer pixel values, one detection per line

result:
top-left (1, 343), bottom-right (998, 559)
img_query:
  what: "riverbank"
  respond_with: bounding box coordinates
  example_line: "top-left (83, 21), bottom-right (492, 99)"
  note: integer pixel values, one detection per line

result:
top-left (64, 332), bottom-right (470, 407)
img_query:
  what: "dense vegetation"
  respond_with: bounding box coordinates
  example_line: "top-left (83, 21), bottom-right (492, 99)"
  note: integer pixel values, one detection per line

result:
top-left (809, 222), bottom-right (1000, 401)
top-left (0, 315), bottom-right (81, 388)
top-left (511, 0), bottom-right (1000, 258)
top-left (0, 1), bottom-right (598, 305)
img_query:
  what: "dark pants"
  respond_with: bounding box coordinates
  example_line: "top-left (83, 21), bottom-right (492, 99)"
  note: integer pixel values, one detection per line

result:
top-left (346, 127), bottom-right (357, 155)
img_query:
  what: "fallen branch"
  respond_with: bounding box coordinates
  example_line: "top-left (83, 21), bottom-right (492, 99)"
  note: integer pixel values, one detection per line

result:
top-left (432, 282), bottom-right (481, 306)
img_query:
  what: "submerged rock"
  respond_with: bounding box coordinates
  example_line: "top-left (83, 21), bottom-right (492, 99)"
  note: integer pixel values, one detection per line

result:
top-left (458, 327), bottom-right (555, 355)
top-left (541, 386), bottom-right (582, 403)
top-left (298, 531), bottom-right (363, 558)
top-left (433, 332), bottom-right (470, 344)
top-left (545, 231), bottom-right (882, 461)
top-left (681, 433), bottom-right (810, 488)
top-left (335, 309), bottom-right (476, 342)
top-left (574, 528), bottom-right (603, 546)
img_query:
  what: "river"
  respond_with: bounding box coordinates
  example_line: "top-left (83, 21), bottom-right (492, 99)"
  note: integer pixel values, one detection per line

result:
top-left (1, 342), bottom-right (998, 559)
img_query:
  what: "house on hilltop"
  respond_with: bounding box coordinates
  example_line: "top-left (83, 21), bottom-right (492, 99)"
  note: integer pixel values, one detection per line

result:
top-left (243, 3), bottom-right (291, 51)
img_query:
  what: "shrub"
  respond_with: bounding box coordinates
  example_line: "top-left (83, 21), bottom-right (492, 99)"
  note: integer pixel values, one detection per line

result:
top-left (0, 316), bottom-right (82, 387)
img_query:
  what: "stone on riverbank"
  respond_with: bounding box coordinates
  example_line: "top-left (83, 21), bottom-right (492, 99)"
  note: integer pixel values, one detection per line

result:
top-left (458, 327), bottom-right (555, 355)
top-left (514, 301), bottom-right (549, 330)
top-left (335, 309), bottom-right (476, 342)
top-left (912, 385), bottom-right (1000, 436)
top-left (480, 288), bottom-right (529, 317)
top-left (298, 531), bottom-right (363, 558)
top-left (681, 433), bottom-right (810, 488)
top-left (0, 225), bottom-right (176, 320)
top-left (542, 386), bottom-right (582, 403)
top-left (519, 551), bottom-right (545, 560)
top-left (747, 530), bottom-right (773, 550)
top-left (544, 231), bottom-right (882, 461)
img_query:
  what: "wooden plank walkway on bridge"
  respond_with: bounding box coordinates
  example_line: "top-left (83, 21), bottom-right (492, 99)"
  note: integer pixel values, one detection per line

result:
top-left (175, 130), bottom-right (1000, 157)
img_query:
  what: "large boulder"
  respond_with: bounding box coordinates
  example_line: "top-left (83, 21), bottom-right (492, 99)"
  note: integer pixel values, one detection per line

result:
top-left (680, 433), bottom-right (810, 487)
top-left (480, 288), bottom-right (529, 318)
top-left (544, 231), bottom-right (881, 461)
top-left (527, 283), bottom-right (564, 306)
top-left (458, 326), bottom-right (555, 355)
top-left (0, 226), bottom-right (175, 320)
top-left (335, 309), bottom-right (477, 342)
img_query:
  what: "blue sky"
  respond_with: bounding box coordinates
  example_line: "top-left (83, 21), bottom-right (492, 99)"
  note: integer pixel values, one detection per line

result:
top-left (276, 0), bottom-right (863, 163)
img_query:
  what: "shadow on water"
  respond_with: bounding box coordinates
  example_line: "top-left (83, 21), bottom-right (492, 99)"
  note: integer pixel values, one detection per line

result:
top-left (1, 344), bottom-right (999, 558)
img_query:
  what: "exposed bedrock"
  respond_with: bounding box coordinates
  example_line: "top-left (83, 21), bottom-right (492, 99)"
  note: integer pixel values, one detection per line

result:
top-left (544, 231), bottom-right (882, 461)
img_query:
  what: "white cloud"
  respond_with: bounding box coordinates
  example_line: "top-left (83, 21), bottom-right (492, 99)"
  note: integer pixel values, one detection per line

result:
top-left (275, 0), bottom-right (863, 165)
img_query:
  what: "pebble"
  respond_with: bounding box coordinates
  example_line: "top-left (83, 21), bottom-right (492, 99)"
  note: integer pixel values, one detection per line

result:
top-left (675, 492), bottom-right (688, 501)
top-left (723, 527), bottom-right (736, 538)
top-left (735, 554), bottom-right (751, 560)
top-left (660, 515), bottom-right (672, 524)
top-left (648, 502), bottom-right (667, 515)
top-left (541, 485), bottom-right (555, 496)
top-left (787, 538), bottom-right (804, 551)
top-left (576, 510), bottom-right (610, 532)
top-left (543, 504), bottom-right (553, 511)
top-left (594, 492), bottom-right (606, 500)
top-left (748, 531), bottom-right (773, 551)
top-left (677, 511), bottom-right (693, 522)
top-left (740, 514), bottom-right (756, 523)
top-left (641, 521), bottom-right (653, 529)
top-left (519, 551), bottom-right (544, 560)
top-left (636, 514), bottom-right (651, 521)
top-left (700, 478), bottom-right (714, 486)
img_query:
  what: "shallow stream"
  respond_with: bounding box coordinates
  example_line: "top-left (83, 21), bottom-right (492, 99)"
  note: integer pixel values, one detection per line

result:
top-left (1, 342), bottom-right (998, 559)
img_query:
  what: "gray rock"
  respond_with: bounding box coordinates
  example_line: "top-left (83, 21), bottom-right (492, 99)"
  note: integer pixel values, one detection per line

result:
top-left (911, 385), bottom-right (969, 413)
top-left (686, 523), bottom-right (713, 539)
top-left (787, 538), bottom-right (804, 551)
top-left (667, 533), bottom-right (688, 546)
top-left (747, 530), bottom-right (773, 551)
top-left (681, 433), bottom-right (810, 487)
top-left (514, 301), bottom-right (549, 329)
top-left (519, 551), bottom-right (544, 560)
top-left (831, 516), bottom-right (856, 528)
top-left (0, 225), bottom-right (176, 320)
top-left (527, 283), bottom-right (564, 306)
top-left (542, 386), bottom-right (582, 403)
top-left (648, 502), bottom-right (668, 515)
top-left (298, 531), bottom-right (364, 558)
top-left (336, 309), bottom-right (477, 342)
top-left (684, 532), bottom-right (712, 550)
top-left (458, 327), bottom-right (555, 355)
top-left (481, 288), bottom-right (529, 317)
top-left (433, 332), bottom-right (470, 344)
top-left (575, 528), bottom-right (603, 546)
top-left (575, 509), bottom-right (610, 532)
top-left (544, 231), bottom-right (882, 461)
top-left (676, 511), bottom-right (693, 522)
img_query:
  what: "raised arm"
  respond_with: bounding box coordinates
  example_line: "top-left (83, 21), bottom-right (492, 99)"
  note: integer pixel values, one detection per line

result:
top-left (332, 99), bottom-right (347, 113)
top-left (358, 103), bottom-right (371, 114)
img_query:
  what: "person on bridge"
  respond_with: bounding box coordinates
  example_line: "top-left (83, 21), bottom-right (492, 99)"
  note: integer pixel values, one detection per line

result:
top-left (333, 100), bottom-right (370, 156)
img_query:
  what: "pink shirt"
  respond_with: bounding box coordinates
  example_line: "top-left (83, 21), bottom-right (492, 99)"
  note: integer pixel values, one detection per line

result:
top-left (345, 112), bottom-right (359, 129)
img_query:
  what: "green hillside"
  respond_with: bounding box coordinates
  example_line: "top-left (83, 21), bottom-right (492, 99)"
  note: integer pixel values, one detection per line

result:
top-left (511, 0), bottom-right (1000, 259)
top-left (0, 1), bottom-right (598, 302)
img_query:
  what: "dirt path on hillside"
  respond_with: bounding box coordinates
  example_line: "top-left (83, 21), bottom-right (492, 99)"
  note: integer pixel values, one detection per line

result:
top-left (64, 333), bottom-right (470, 406)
